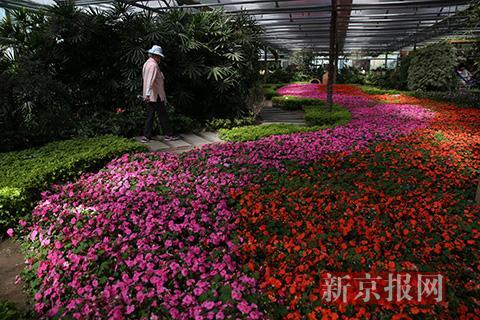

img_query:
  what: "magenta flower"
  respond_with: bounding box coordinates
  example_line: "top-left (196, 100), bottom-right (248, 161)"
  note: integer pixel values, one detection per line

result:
top-left (22, 84), bottom-right (434, 319)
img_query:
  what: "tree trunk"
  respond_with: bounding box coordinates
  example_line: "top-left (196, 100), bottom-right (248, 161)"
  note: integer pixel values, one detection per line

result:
top-left (327, 0), bottom-right (337, 112)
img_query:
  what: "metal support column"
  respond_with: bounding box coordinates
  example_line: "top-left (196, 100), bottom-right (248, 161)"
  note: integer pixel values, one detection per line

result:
top-left (327, 0), bottom-right (337, 112)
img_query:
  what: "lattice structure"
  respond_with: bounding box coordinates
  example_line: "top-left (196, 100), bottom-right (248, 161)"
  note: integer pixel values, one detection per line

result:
top-left (1, 0), bottom-right (478, 55)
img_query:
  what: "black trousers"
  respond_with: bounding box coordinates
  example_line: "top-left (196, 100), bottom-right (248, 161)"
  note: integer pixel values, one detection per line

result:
top-left (144, 100), bottom-right (173, 138)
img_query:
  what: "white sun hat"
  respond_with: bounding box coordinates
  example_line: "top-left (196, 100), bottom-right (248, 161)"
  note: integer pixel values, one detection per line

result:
top-left (147, 45), bottom-right (165, 57)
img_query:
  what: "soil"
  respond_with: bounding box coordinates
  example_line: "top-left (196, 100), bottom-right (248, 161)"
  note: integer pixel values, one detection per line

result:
top-left (0, 239), bottom-right (29, 310)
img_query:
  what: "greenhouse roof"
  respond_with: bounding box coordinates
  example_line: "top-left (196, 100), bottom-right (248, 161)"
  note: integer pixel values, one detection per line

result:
top-left (2, 0), bottom-right (478, 55)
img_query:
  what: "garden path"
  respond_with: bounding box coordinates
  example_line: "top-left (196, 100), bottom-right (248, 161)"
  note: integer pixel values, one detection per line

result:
top-left (0, 239), bottom-right (29, 310)
top-left (258, 100), bottom-right (306, 125)
top-left (134, 131), bottom-right (222, 153)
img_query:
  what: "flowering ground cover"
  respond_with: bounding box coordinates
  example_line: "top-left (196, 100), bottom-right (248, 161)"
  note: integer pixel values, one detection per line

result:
top-left (19, 84), bottom-right (479, 319)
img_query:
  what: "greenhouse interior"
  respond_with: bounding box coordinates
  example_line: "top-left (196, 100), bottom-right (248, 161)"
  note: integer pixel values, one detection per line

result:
top-left (0, 0), bottom-right (479, 319)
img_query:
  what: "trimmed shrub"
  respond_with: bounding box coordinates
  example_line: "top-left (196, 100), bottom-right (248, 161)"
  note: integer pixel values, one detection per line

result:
top-left (359, 86), bottom-right (403, 95)
top-left (407, 90), bottom-right (480, 109)
top-left (365, 68), bottom-right (399, 89)
top-left (407, 42), bottom-right (458, 91)
top-left (0, 135), bottom-right (146, 234)
top-left (262, 84), bottom-right (288, 100)
top-left (271, 95), bottom-right (322, 110)
top-left (263, 86), bottom-right (279, 100)
top-left (218, 124), bottom-right (326, 142)
top-left (304, 105), bottom-right (351, 126)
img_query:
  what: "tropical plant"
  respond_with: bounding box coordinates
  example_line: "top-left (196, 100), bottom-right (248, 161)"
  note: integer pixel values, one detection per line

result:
top-left (0, 1), bottom-right (264, 150)
top-left (336, 66), bottom-right (365, 85)
top-left (289, 49), bottom-right (315, 74)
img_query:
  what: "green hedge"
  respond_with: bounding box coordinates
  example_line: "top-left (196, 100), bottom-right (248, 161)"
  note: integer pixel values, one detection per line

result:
top-left (271, 95), bottom-right (322, 110)
top-left (218, 124), bottom-right (327, 142)
top-left (304, 105), bottom-right (351, 126)
top-left (205, 115), bottom-right (256, 131)
top-left (262, 84), bottom-right (287, 100)
top-left (0, 135), bottom-right (146, 234)
top-left (358, 86), bottom-right (403, 95)
top-left (407, 90), bottom-right (480, 109)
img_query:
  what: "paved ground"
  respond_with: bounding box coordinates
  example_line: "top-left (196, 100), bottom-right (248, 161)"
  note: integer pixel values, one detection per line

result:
top-left (134, 131), bottom-right (222, 153)
top-left (0, 239), bottom-right (29, 310)
top-left (258, 100), bottom-right (306, 125)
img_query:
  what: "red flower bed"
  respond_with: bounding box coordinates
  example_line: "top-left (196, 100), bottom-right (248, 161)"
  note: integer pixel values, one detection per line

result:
top-left (234, 90), bottom-right (480, 319)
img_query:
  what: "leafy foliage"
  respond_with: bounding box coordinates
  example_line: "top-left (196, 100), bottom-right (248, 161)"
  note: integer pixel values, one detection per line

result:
top-left (0, 135), bottom-right (146, 234)
top-left (0, 2), bottom-right (263, 150)
top-left (388, 54), bottom-right (413, 90)
top-left (358, 86), bottom-right (403, 95)
top-left (262, 83), bottom-right (285, 100)
top-left (407, 42), bottom-right (458, 91)
top-left (304, 105), bottom-right (351, 126)
top-left (262, 86), bottom-right (279, 100)
top-left (0, 301), bottom-right (22, 320)
top-left (205, 115), bottom-right (256, 131)
top-left (337, 66), bottom-right (365, 85)
top-left (218, 124), bottom-right (327, 142)
top-left (288, 49), bottom-right (315, 74)
top-left (266, 68), bottom-right (294, 84)
top-left (407, 90), bottom-right (480, 108)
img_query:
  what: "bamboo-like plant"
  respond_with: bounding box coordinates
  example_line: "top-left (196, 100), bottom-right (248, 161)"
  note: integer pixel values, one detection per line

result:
top-left (0, 1), bottom-right (264, 150)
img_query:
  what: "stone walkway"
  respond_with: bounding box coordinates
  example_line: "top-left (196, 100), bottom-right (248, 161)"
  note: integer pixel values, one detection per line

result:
top-left (258, 100), bottom-right (306, 125)
top-left (0, 239), bottom-right (28, 311)
top-left (134, 131), bottom-right (222, 153)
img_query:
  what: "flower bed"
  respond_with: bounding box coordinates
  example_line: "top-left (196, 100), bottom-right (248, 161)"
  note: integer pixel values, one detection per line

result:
top-left (20, 85), bottom-right (479, 319)
top-left (0, 136), bottom-right (146, 235)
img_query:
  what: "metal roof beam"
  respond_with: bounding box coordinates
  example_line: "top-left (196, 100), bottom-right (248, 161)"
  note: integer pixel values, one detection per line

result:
top-left (0, 0), bottom-right (46, 10)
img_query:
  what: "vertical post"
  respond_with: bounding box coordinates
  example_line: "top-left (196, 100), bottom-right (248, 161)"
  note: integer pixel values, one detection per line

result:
top-left (264, 46), bottom-right (268, 83)
top-left (327, 0), bottom-right (337, 112)
top-left (385, 53), bottom-right (388, 69)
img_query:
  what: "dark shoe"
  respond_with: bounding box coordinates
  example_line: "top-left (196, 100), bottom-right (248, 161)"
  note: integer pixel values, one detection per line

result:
top-left (164, 135), bottom-right (180, 141)
top-left (140, 136), bottom-right (150, 143)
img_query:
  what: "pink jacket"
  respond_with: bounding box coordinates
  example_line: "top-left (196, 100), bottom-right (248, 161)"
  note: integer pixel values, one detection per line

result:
top-left (142, 57), bottom-right (166, 102)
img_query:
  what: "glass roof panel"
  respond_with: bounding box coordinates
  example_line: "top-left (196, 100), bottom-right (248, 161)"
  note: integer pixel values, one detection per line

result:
top-left (4, 0), bottom-right (477, 55)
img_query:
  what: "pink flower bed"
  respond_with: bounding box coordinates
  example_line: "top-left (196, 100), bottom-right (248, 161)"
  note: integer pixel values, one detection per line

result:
top-left (24, 84), bottom-right (434, 319)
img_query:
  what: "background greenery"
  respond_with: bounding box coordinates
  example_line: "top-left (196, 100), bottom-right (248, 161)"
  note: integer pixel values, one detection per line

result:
top-left (304, 105), bottom-right (351, 126)
top-left (407, 41), bottom-right (458, 91)
top-left (0, 1), bottom-right (264, 151)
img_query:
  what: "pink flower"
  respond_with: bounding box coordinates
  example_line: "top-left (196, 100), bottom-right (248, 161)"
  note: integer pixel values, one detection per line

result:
top-left (202, 301), bottom-right (215, 310)
top-left (6, 228), bottom-right (13, 237)
top-left (126, 305), bottom-right (135, 315)
top-left (232, 290), bottom-right (242, 301)
top-left (237, 301), bottom-right (251, 314)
